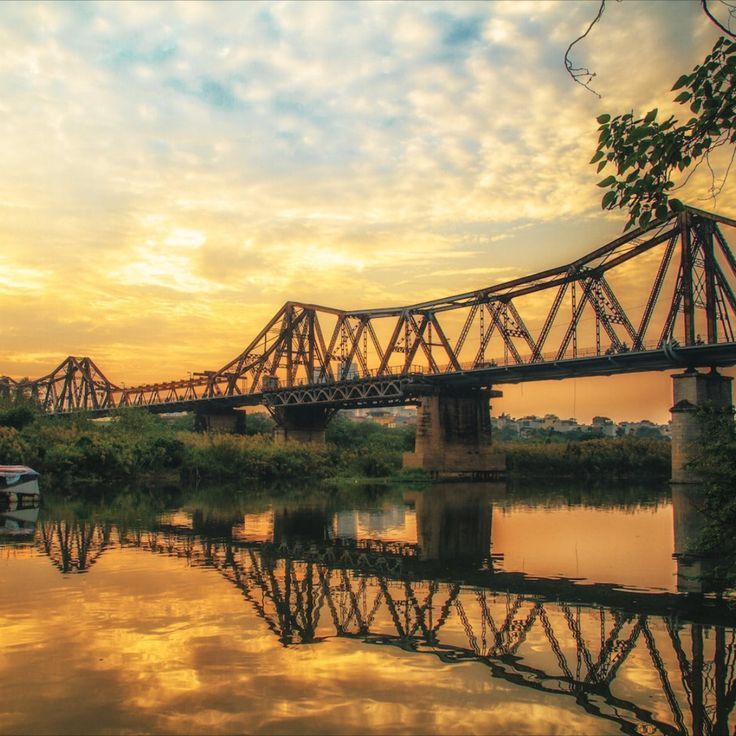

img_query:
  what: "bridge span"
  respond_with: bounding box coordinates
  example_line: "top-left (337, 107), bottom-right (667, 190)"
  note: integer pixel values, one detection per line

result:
top-left (3, 207), bottom-right (736, 478)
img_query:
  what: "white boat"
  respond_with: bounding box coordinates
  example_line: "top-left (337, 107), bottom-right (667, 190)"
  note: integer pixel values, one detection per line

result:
top-left (0, 465), bottom-right (40, 506)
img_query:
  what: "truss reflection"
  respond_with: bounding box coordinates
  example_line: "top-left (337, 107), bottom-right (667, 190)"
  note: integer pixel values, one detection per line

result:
top-left (26, 489), bottom-right (736, 736)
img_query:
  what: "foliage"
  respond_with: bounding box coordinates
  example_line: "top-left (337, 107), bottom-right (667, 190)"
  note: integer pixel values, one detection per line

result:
top-left (5, 410), bottom-right (186, 491)
top-left (326, 414), bottom-right (415, 478)
top-left (243, 412), bottom-right (275, 436)
top-left (0, 426), bottom-right (29, 464)
top-left (502, 437), bottom-right (670, 479)
top-left (592, 36), bottom-right (736, 229)
top-left (0, 404), bottom-right (37, 430)
top-left (0, 404), bottom-right (674, 497)
top-left (689, 405), bottom-right (736, 592)
top-left (179, 433), bottom-right (329, 484)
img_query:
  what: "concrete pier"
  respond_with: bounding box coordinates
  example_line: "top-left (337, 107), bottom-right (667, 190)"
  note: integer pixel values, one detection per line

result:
top-left (402, 387), bottom-right (505, 479)
top-left (194, 407), bottom-right (245, 433)
top-left (271, 405), bottom-right (335, 444)
top-left (670, 369), bottom-right (732, 483)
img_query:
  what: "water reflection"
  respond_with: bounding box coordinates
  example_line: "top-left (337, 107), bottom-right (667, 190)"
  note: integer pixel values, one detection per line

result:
top-left (3, 483), bottom-right (735, 735)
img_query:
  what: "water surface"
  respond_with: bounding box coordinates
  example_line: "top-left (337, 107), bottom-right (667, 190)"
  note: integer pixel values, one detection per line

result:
top-left (1, 482), bottom-right (733, 735)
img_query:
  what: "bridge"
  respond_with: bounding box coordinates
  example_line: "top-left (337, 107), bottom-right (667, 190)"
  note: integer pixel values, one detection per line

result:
top-left (3, 206), bottom-right (736, 478)
top-left (18, 488), bottom-right (736, 736)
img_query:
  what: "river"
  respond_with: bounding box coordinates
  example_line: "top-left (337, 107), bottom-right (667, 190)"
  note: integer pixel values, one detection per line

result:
top-left (1, 481), bottom-right (734, 735)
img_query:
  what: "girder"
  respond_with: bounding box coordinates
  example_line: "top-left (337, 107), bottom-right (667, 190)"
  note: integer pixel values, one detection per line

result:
top-left (10, 206), bottom-right (736, 414)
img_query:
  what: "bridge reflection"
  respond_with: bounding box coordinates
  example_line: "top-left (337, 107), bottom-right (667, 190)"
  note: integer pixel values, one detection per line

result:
top-left (15, 486), bottom-right (736, 736)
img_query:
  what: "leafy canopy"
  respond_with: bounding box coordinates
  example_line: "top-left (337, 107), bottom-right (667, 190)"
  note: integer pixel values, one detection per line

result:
top-left (592, 36), bottom-right (736, 230)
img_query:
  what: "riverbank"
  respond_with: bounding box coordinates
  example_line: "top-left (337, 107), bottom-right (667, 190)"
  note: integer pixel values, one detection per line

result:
top-left (0, 406), bottom-right (671, 493)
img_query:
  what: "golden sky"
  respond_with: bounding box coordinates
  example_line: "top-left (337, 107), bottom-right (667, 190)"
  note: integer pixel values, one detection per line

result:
top-left (1, 1), bottom-right (734, 422)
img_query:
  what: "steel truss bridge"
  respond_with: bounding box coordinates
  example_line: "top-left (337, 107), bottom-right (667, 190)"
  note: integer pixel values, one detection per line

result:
top-left (31, 517), bottom-right (736, 736)
top-left (2, 206), bottom-right (736, 415)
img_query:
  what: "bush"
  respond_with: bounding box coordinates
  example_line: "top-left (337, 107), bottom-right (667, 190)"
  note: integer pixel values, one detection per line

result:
top-left (179, 433), bottom-right (330, 484)
top-left (0, 426), bottom-right (29, 464)
top-left (0, 405), bottom-right (37, 430)
top-left (502, 437), bottom-right (670, 479)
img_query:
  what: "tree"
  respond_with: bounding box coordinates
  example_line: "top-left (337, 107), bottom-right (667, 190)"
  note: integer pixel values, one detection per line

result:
top-left (566, 1), bottom-right (736, 229)
top-left (593, 35), bottom-right (736, 229)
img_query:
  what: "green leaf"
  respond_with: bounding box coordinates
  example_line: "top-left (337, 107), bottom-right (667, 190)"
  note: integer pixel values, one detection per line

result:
top-left (669, 198), bottom-right (685, 212)
top-left (674, 91), bottom-right (692, 103)
top-left (596, 113), bottom-right (611, 124)
top-left (597, 160), bottom-right (607, 173)
top-left (590, 150), bottom-right (604, 164)
top-left (672, 74), bottom-right (690, 90)
top-left (597, 176), bottom-right (617, 188)
top-left (644, 108), bottom-right (658, 124)
top-left (602, 191), bottom-right (617, 209)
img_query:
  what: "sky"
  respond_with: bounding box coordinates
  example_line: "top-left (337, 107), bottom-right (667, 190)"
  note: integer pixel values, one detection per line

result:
top-left (1, 0), bottom-right (734, 423)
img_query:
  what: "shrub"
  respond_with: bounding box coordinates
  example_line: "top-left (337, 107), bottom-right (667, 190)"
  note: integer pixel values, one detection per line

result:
top-left (0, 426), bottom-right (29, 464)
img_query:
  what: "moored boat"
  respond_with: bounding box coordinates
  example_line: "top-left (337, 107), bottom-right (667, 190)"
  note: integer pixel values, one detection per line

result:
top-left (0, 466), bottom-right (40, 508)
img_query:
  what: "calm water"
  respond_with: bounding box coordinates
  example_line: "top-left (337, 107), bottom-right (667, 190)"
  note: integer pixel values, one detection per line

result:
top-left (1, 482), bottom-right (734, 735)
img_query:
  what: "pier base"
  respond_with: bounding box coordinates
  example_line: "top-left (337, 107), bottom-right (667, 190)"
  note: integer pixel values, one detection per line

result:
top-left (194, 408), bottom-right (245, 433)
top-left (271, 405), bottom-right (336, 444)
top-left (670, 369), bottom-right (733, 483)
top-left (402, 387), bottom-right (505, 479)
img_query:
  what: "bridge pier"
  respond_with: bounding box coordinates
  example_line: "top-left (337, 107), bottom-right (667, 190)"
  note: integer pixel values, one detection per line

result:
top-left (194, 407), bottom-right (245, 433)
top-left (670, 369), bottom-right (733, 484)
top-left (271, 405), bottom-right (336, 444)
top-left (402, 387), bottom-right (505, 479)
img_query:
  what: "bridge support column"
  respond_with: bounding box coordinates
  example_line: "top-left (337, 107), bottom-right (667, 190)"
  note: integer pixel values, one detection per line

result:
top-left (402, 387), bottom-right (505, 479)
top-left (194, 407), bottom-right (245, 433)
top-left (670, 369), bottom-right (733, 484)
top-left (271, 405), bottom-right (335, 444)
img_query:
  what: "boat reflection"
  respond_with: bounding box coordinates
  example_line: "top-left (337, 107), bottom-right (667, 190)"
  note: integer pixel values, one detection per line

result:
top-left (0, 505), bottom-right (39, 538)
top-left (0, 485), bottom-right (40, 539)
top-left (10, 483), bottom-right (736, 736)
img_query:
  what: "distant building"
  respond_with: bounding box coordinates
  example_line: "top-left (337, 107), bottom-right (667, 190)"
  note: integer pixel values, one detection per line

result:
top-left (592, 416), bottom-right (617, 437)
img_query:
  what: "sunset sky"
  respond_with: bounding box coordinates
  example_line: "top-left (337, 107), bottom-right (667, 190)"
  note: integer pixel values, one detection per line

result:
top-left (1, 0), bottom-right (734, 423)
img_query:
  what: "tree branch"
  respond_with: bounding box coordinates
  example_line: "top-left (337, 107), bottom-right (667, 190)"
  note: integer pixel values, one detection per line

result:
top-left (564, 0), bottom-right (606, 98)
top-left (701, 0), bottom-right (736, 38)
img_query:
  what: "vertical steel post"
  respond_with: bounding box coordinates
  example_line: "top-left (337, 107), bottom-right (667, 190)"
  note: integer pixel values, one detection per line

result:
top-left (679, 211), bottom-right (696, 346)
top-left (701, 219), bottom-right (718, 344)
top-left (571, 282), bottom-right (578, 358)
top-left (479, 303), bottom-right (485, 364)
top-left (307, 311), bottom-right (315, 384)
top-left (286, 306), bottom-right (294, 387)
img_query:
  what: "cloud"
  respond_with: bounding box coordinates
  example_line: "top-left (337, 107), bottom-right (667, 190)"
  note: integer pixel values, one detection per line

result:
top-left (0, 0), bottom-right (732, 393)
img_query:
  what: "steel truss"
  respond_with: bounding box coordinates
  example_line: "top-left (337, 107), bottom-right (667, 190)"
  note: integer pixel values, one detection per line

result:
top-left (13, 206), bottom-right (736, 414)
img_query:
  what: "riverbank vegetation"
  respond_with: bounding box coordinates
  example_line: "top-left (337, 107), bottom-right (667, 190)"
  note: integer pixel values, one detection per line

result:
top-left (0, 404), bottom-right (672, 494)
top-left (501, 437), bottom-right (670, 480)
